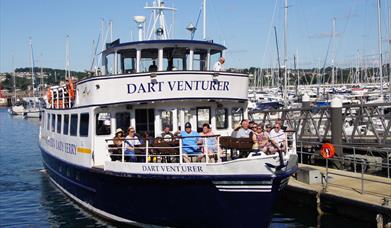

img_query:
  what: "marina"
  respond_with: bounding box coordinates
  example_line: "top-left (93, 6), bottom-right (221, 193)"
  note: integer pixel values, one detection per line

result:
top-left (1, 0), bottom-right (391, 227)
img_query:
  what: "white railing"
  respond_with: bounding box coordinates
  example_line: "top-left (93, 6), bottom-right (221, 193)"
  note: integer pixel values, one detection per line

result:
top-left (105, 132), bottom-right (297, 164)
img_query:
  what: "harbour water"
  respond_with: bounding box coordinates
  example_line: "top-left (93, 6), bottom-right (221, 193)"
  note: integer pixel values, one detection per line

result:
top-left (0, 108), bottom-right (372, 227)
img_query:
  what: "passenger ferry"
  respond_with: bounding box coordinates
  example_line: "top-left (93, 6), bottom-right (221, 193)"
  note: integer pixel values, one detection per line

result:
top-left (39, 1), bottom-right (298, 227)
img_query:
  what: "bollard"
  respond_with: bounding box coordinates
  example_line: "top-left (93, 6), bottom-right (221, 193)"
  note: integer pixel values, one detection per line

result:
top-left (331, 97), bottom-right (343, 168)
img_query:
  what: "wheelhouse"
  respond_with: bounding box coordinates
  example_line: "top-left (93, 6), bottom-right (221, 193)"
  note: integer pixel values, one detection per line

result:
top-left (101, 39), bottom-right (226, 75)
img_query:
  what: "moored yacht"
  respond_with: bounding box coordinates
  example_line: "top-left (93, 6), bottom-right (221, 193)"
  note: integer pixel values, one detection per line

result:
top-left (39, 1), bottom-right (298, 227)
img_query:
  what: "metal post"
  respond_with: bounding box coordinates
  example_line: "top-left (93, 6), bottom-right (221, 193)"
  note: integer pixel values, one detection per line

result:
top-left (361, 160), bottom-right (365, 194)
top-left (325, 157), bottom-right (329, 192)
top-left (300, 141), bottom-right (303, 164)
top-left (353, 147), bottom-right (356, 173)
top-left (179, 137), bottom-right (183, 163)
top-left (217, 136), bottom-right (221, 163)
top-left (331, 97), bottom-right (343, 168)
top-left (146, 140), bottom-right (149, 163)
top-left (387, 151), bottom-right (390, 178)
top-left (204, 138), bottom-right (208, 163)
top-left (122, 141), bottom-right (125, 162)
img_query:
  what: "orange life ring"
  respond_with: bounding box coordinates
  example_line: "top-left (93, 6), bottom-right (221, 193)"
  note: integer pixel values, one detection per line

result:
top-left (320, 143), bottom-right (335, 159)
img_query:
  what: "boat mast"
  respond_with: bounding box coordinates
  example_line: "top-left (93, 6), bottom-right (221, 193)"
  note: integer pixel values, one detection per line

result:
top-left (389, 7), bottom-right (391, 93)
top-left (376, 0), bottom-right (383, 99)
top-left (283, 0), bottom-right (288, 102)
top-left (331, 17), bottom-right (336, 85)
top-left (12, 54), bottom-right (16, 103)
top-left (203, 0), bottom-right (206, 40)
top-left (65, 35), bottom-right (71, 80)
top-left (29, 37), bottom-right (36, 97)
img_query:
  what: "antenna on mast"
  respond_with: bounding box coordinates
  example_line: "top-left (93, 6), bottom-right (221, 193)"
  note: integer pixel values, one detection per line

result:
top-left (144, 0), bottom-right (176, 40)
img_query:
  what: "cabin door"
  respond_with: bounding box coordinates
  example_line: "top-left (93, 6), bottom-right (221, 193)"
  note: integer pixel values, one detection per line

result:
top-left (135, 109), bottom-right (155, 137)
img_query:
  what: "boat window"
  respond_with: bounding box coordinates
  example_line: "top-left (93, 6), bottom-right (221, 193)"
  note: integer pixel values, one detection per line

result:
top-left (163, 48), bottom-right (187, 71)
top-left (119, 49), bottom-right (136, 74)
top-left (70, 114), bottom-right (78, 136)
top-left (216, 108), bottom-right (228, 129)
top-left (232, 107), bottom-right (244, 128)
top-left (51, 114), bottom-right (56, 132)
top-left (197, 107), bottom-right (211, 132)
top-left (182, 109), bottom-right (194, 130)
top-left (105, 53), bottom-right (115, 75)
top-left (140, 49), bottom-right (158, 72)
top-left (47, 113), bottom-right (50, 131)
top-left (63, 114), bottom-right (69, 135)
top-left (96, 113), bottom-right (111, 135)
top-left (161, 110), bottom-right (173, 130)
top-left (116, 112), bottom-right (130, 133)
top-left (79, 113), bottom-right (89, 137)
top-left (193, 49), bottom-right (207, 71)
top-left (57, 114), bottom-right (62, 134)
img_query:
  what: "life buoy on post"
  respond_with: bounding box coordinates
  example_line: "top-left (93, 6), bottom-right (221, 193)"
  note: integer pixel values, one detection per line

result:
top-left (320, 143), bottom-right (335, 159)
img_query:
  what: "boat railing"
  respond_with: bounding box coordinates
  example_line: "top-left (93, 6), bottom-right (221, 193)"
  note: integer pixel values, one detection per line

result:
top-left (105, 131), bottom-right (297, 164)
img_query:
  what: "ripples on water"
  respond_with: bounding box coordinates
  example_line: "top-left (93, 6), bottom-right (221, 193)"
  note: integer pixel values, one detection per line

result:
top-left (0, 108), bottom-right (372, 227)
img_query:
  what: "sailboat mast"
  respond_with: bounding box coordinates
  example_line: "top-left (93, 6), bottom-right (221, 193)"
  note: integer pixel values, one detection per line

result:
top-left (331, 17), bottom-right (336, 85)
top-left (12, 55), bottom-right (16, 102)
top-left (29, 37), bottom-right (36, 97)
top-left (283, 0), bottom-right (288, 102)
top-left (203, 0), bottom-right (206, 40)
top-left (376, 0), bottom-right (383, 98)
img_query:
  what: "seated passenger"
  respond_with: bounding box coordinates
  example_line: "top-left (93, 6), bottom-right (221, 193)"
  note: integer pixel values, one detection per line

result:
top-left (148, 60), bottom-right (158, 72)
top-left (234, 119), bottom-right (252, 138)
top-left (161, 126), bottom-right (174, 142)
top-left (179, 122), bottom-right (200, 163)
top-left (124, 127), bottom-right (141, 162)
top-left (199, 123), bottom-right (217, 162)
top-left (269, 123), bottom-right (287, 154)
top-left (111, 128), bottom-right (124, 161)
top-left (252, 123), bottom-right (271, 153)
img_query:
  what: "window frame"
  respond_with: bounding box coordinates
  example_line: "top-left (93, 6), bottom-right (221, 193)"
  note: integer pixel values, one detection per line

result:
top-left (70, 114), bottom-right (78, 136)
top-left (79, 113), bottom-right (89, 137)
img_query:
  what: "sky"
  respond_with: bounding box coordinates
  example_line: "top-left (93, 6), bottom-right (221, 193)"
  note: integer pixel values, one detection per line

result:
top-left (1, 0), bottom-right (391, 73)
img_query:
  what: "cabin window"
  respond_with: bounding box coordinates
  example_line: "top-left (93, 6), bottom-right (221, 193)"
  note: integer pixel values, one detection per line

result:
top-left (96, 113), bottom-right (111, 135)
top-left (105, 53), bottom-right (115, 75)
top-left (70, 114), bottom-right (78, 136)
top-left (216, 108), bottom-right (228, 129)
top-left (119, 49), bottom-right (136, 74)
top-left (116, 112), bottom-right (131, 133)
top-left (140, 49), bottom-right (158, 72)
top-left (232, 107), bottom-right (244, 128)
top-left (161, 110), bottom-right (173, 130)
top-left (47, 113), bottom-right (50, 131)
top-left (51, 114), bottom-right (56, 132)
top-left (57, 114), bottom-right (62, 134)
top-left (79, 113), bottom-right (89, 137)
top-left (197, 107), bottom-right (211, 132)
top-left (193, 49), bottom-right (207, 71)
top-left (63, 114), bottom-right (69, 135)
top-left (163, 48), bottom-right (187, 71)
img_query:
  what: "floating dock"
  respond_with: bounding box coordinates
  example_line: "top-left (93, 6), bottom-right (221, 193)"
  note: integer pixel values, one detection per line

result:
top-left (280, 164), bottom-right (391, 226)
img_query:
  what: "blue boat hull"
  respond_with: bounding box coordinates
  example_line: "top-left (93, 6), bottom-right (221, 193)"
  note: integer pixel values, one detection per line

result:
top-left (41, 147), bottom-right (296, 227)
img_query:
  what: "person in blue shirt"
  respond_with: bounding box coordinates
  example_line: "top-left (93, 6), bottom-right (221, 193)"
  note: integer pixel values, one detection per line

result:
top-left (179, 122), bottom-right (201, 163)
